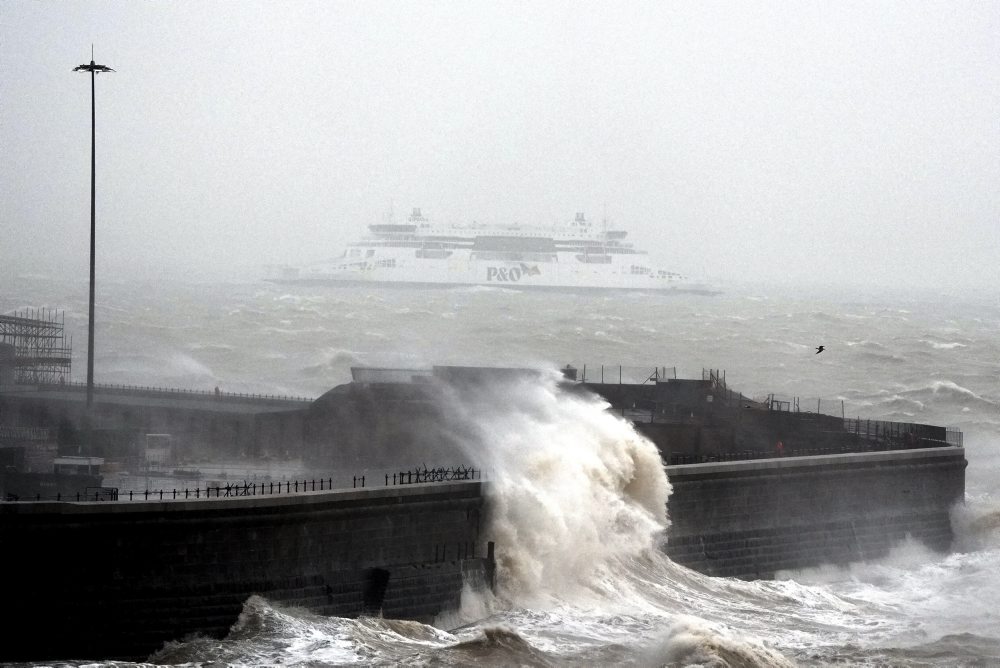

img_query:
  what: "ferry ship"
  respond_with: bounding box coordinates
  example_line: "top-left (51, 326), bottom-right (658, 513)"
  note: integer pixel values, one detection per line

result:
top-left (270, 209), bottom-right (714, 293)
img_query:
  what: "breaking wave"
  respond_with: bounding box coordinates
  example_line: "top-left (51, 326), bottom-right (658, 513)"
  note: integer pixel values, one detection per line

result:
top-left (643, 617), bottom-right (795, 668)
top-left (902, 381), bottom-right (998, 411)
top-left (439, 370), bottom-right (669, 605)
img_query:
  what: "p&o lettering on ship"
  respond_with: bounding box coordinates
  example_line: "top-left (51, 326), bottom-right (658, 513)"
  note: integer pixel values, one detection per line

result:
top-left (486, 263), bottom-right (541, 282)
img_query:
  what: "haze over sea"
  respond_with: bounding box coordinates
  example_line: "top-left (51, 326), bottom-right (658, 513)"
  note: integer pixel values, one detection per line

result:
top-left (4, 274), bottom-right (999, 667)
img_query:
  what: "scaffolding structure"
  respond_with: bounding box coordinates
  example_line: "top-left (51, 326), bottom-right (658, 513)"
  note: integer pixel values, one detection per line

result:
top-left (0, 309), bottom-right (73, 384)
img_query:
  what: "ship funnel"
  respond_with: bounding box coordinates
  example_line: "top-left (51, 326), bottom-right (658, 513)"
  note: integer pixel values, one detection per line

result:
top-left (575, 212), bottom-right (586, 222)
top-left (412, 208), bottom-right (422, 217)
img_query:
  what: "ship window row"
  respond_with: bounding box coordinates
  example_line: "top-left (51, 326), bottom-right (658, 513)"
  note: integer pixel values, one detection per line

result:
top-left (576, 254), bottom-right (612, 264)
top-left (558, 245), bottom-right (641, 255)
top-left (470, 251), bottom-right (557, 262)
top-left (351, 240), bottom-right (471, 249)
top-left (472, 237), bottom-right (557, 252)
top-left (415, 249), bottom-right (453, 259)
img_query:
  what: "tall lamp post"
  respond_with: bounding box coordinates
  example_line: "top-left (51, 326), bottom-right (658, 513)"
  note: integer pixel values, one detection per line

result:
top-left (74, 51), bottom-right (114, 408)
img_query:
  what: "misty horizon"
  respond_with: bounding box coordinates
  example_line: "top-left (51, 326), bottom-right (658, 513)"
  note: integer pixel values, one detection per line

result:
top-left (2, 1), bottom-right (998, 292)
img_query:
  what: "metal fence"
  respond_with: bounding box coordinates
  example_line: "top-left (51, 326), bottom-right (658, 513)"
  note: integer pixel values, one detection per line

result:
top-left (0, 426), bottom-right (50, 441)
top-left (569, 364), bottom-right (676, 385)
top-left (387, 466), bottom-right (480, 485)
top-left (35, 380), bottom-right (312, 404)
top-left (3, 465), bottom-right (482, 503)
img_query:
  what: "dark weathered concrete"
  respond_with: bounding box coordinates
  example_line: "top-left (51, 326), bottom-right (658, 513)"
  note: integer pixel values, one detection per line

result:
top-left (664, 447), bottom-right (967, 578)
top-left (0, 481), bottom-right (490, 663)
top-left (0, 384), bottom-right (309, 460)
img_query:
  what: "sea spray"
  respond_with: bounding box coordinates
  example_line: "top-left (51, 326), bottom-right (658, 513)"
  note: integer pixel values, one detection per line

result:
top-left (431, 369), bottom-right (809, 666)
top-left (436, 369), bottom-right (670, 605)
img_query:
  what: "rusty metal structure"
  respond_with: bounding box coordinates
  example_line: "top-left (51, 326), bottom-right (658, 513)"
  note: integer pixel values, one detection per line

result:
top-left (0, 309), bottom-right (72, 384)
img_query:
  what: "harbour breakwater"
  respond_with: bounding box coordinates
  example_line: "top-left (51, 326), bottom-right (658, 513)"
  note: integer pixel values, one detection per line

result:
top-left (664, 447), bottom-right (967, 578)
top-left (0, 481), bottom-right (492, 662)
top-left (0, 367), bottom-right (968, 661)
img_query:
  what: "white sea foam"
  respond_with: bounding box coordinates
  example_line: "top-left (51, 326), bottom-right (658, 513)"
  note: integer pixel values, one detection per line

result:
top-left (642, 615), bottom-right (795, 668)
top-left (919, 339), bottom-right (968, 350)
top-left (440, 370), bottom-right (669, 607)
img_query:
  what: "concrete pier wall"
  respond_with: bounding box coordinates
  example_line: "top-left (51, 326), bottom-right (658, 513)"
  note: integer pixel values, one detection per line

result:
top-left (0, 481), bottom-right (490, 662)
top-left (664, 447), bottom-right (967, 578)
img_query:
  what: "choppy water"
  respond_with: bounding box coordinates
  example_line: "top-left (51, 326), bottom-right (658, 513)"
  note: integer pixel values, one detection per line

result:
top-left (4, 275), bottom-right (999, 667)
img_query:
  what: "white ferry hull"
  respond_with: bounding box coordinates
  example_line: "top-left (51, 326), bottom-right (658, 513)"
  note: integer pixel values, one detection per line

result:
top-left (272, 257), bottom-right (713, 293)
top-left (269, 209), bottom-right (717, 294)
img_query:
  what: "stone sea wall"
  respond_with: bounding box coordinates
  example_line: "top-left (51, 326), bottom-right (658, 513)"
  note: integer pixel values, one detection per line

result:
top-left (664, 447), bottom-right (967, 578)
top-left (0, 481), bottom-right (490, 662)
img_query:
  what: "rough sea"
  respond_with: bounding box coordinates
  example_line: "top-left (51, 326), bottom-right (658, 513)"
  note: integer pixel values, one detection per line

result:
top-left (4, 273), bottom-right (999, 667)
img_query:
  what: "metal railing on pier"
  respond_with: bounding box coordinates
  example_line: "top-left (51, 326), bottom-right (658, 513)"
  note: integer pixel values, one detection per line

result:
top-left (2, 465), bottom-right (482, 503)
top-left (387, 465), bottom-right (480, 485)
top-left (568, 364), bottom-right (676, 385)
top-left (0, 426), bottom-right (50, 441)
top-left (34, 380), bottom-right (312, 404)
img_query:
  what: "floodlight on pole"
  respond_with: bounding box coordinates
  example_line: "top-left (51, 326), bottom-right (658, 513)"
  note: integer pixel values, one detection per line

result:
top-left (73, 49), bottom-right (114, 408)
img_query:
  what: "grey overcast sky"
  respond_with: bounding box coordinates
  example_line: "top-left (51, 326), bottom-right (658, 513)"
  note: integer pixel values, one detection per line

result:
top-left (1, 1), bottom-right (998, 291)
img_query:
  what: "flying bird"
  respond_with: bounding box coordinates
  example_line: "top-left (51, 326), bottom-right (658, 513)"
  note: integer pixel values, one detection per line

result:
top-left (815, 345), bottom-right (825, 354)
